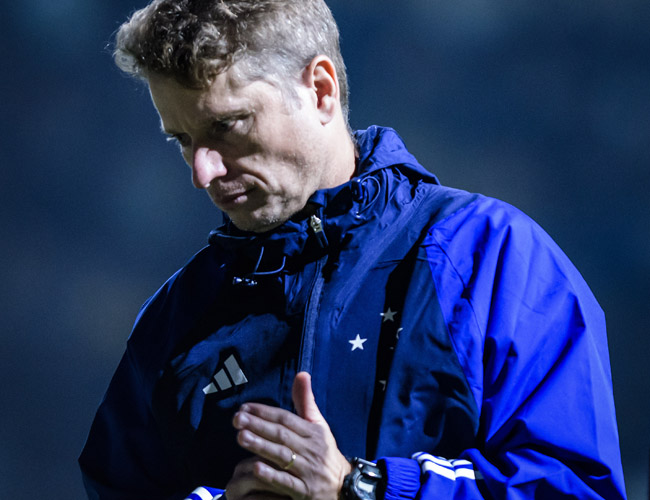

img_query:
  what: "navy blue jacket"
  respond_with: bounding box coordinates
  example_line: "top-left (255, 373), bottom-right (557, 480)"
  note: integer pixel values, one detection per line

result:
top-left (80, 127), bottom-right (626, 499)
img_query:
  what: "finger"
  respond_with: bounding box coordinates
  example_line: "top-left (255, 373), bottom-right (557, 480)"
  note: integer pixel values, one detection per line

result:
top-left (234, 410), bottom-right (304, 453)
top-left (237, 427), bottom-right (302, 474)
top-left (228, 458), bottom-right (305, 500)
top-left (292, 372), bottom-right (324, 424)
top-left (227, 459), bottom-right (275, 500)
top-left (253, 460), bottom-right (309, 499)
top-left (229, 456), bottom-right (259, 477)
top-left (227, 475), bottom-right (268, 498)
top-left (235, 494), bottom-right (291, 500)
top-left (235, 403), bottom-right (312, 438)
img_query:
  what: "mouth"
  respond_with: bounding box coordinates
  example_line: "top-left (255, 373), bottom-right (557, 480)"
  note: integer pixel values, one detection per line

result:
top-left (212, 188), bottom-right (253, 207)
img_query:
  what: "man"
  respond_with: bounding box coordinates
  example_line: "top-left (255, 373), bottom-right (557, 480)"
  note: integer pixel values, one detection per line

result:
top-left (79, 1), bottom-right (627, 499)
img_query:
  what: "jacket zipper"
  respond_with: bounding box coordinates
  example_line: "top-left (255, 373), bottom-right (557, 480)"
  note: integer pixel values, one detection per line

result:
top-left (297, 257), bottom-right (325, 374)
top-left (298, 216), bottom-right (328, 373)
top-left (309, 215), bottom-right (329, 248)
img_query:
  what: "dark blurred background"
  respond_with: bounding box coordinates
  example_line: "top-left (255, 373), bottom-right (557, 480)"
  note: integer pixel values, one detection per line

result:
top-left (2, 0), bottom-right (649, 498)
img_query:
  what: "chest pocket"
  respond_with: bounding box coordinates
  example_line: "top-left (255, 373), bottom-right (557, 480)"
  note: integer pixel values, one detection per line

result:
top-left (152, 311), bottom-right (301, 486)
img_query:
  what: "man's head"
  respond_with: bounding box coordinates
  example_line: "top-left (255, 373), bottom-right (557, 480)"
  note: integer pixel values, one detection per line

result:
top-left (114, 0), bottom-right (355, 233)
top-left (114, 0), bottom-right (349, 121)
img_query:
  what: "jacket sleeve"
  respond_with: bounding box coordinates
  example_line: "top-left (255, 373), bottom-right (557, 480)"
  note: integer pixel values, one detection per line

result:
top-left (378, 197), bottom-right (626, 499)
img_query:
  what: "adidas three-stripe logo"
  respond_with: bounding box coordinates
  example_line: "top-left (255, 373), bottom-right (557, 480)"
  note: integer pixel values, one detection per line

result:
top-left (203, 354), bottom-right (248, 395)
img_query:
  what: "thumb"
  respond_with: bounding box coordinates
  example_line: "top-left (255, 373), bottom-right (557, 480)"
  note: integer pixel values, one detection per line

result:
top-left (292, 371), bottom-right (324, 423)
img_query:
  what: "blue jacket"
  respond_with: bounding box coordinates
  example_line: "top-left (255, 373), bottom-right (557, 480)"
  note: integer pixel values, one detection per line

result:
top-left (79, 126), bottom-right (626, 499)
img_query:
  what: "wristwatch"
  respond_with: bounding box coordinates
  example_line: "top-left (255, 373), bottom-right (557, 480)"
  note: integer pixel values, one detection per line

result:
top-left (341, 458), bottom-right (385, 500)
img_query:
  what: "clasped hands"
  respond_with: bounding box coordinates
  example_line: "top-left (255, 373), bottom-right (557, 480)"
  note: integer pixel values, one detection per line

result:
top-left (226, 372), bottom-right (352, 500)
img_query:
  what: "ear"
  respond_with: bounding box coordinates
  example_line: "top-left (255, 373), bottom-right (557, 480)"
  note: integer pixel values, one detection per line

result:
top-left (302, 56), bottom-right (339, 125)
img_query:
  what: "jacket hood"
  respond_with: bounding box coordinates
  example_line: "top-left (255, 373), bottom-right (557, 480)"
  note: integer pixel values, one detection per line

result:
top-left (353, 126), bottom-right (439, 182)
top-left (207, 126), bottom-right (439, 280)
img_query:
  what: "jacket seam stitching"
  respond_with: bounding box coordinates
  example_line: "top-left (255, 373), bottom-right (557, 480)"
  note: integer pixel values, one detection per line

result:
top-left (425, 226), bottom-right (485, 410)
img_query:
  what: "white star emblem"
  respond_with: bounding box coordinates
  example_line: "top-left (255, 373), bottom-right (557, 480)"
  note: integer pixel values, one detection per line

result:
top-left (349, 334), bottom-right (367, 351)
top-left (379, 380), bottom-right (387, 391)
top-left (381, 308), bottom-right (397, 322)
top-left (396, 327), bottom-right (403, 339)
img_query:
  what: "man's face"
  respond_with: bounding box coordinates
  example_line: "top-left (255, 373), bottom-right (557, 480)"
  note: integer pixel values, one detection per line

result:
top-left (148, 68), bottom-right (330, 232)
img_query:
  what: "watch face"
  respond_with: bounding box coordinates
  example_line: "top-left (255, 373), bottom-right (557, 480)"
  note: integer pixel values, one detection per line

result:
top-left (346, 459), bottom-right (383, 500)
top-left (356, 477), bottom-right (377, 496)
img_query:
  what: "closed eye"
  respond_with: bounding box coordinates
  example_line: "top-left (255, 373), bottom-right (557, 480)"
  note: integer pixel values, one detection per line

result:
top-left (212, 113), bottom-right (253, 136)
top-left (213, 119), bottom-right (236, 133)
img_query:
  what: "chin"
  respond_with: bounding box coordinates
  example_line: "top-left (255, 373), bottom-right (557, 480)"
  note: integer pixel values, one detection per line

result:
top-left (229, 213), bottom-right (285, 233)
top-left (226, 200), bottom-right (303, 233)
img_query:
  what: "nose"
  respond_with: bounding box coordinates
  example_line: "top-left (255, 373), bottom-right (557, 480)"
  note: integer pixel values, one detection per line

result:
top-left (191, 146), bottom-right (227, 189)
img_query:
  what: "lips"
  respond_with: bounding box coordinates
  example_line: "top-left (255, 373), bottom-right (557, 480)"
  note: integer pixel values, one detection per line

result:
top-left (211, 187), bottom-right (253, 206)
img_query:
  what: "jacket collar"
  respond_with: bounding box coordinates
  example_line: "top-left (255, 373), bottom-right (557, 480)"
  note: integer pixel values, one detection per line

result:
top-left (208, 126), bottom-right (439, 277)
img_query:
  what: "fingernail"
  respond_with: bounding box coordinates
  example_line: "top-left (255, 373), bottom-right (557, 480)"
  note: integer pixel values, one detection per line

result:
top-left (234, 411), bottom-right (248, 427)
top-left (239, 429), bottom-right (251, 445)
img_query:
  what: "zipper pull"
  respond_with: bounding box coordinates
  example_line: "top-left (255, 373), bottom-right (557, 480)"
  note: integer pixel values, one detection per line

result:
top-left (309, 214), bottom-right (329, 248)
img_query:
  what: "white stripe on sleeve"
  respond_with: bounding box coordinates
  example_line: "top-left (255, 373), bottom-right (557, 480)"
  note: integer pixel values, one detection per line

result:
top-left (185, 486), bottom-right (218, 500)
top-left (413, 453), bottom-right (483, 481)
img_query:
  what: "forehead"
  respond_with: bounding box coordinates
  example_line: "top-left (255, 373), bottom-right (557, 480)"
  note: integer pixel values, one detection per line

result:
top-left (147, 69), bottom-right (286, 130)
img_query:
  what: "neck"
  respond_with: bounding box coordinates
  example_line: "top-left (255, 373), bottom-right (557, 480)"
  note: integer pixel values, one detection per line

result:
top-left (323, 121), bottom-right (357, 188)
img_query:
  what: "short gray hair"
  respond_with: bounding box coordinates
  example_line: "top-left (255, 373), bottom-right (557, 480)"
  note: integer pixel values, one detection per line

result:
top-left (114, 0), bottom-right (349, 120)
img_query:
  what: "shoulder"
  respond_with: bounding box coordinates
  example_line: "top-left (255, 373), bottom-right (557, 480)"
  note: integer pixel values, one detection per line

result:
top-left (422, 192), bottom-right (587, 295)
top-left (418, 191), bottom-right (605, 405)
top-left (126, 245), bottom-right (228, 379)
top-left (132, 245), bottom-right (221, 324)
top-left (412, 185), bottom-right (549, 254)
top-left (425, 191), bottom-right (541, 245)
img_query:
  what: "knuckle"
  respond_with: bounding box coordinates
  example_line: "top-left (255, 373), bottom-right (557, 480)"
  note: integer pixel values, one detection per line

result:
top-left (275, 426), bottom-right (291, 444)
top-left (312, 424), bottom-right (326, 439)
top-left (231, 462), bottom-right (247, 476)
top-left (277, 412), bottom-right (293, 428)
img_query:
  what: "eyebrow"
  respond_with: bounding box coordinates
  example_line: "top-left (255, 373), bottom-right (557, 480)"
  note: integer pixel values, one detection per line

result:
top-left (161, 108), bottom-right (253, 136)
